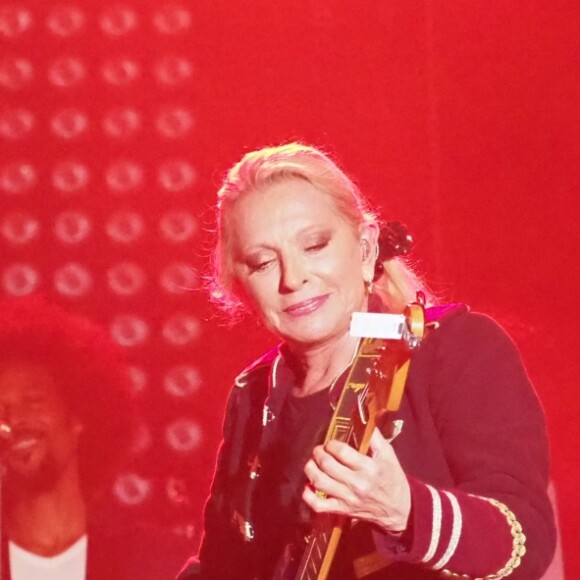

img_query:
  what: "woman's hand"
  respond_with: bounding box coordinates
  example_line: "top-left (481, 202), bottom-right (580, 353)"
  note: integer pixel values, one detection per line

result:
top-left (302, 428), bottom-right (411, 533)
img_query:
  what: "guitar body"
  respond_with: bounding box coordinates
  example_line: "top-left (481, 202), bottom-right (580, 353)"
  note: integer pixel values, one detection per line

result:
top-left (275, 300), bottom-right (425, 580)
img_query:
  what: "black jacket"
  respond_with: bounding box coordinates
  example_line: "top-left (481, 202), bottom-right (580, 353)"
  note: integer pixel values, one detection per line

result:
top-left (181, 306), bottom-right (555, 579)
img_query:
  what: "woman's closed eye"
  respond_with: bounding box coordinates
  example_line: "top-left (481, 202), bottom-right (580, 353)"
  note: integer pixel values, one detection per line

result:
top-left (248, 258), bottom-right (275, 273)
top-left (305, 239), bottom-right (329, 253)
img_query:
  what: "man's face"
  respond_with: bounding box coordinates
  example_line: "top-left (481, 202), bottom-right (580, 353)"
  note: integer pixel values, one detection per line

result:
top-left (0, 361), bottom-right (82, 491)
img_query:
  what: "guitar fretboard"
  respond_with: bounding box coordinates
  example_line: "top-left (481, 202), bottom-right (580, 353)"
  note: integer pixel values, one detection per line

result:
top-left (294, 385), bottom-right (369, 580)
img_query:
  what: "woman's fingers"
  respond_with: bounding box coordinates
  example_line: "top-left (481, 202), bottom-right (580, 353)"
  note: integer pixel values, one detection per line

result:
top-left (302, 428), bottom-right (412, 531)
top-left (311, 429), bottom-right (391, 487)
top-left (322, 438), bottom-right (370, 471)
top-left (304, 430), bottom-right (385, 510)
top-left (302, 484), bottom-right (348, 514)
top-left (304, 456), bottom-right (358, 506)
top-left (369, 425), bottom-right (390, 458)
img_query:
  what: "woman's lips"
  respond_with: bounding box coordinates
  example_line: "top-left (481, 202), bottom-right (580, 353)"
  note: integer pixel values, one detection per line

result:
top-left (283, 294), bottom-right (329, 317)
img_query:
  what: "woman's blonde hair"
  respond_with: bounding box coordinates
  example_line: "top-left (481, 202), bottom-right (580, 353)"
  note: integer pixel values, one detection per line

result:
top-left (210, 142), bottom-right (433, 318)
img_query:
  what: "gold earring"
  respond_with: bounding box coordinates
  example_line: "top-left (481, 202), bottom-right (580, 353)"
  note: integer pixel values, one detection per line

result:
top-left (364, 277), bottom-right (373, 295)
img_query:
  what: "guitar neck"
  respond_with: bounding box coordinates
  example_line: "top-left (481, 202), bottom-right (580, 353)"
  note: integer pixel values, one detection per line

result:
top-left (295, 399), bottom-right (369, 580)
top-left (295, 335), bottom-right (416, 580)
top-left (291, 302), bottom-right (426, 580)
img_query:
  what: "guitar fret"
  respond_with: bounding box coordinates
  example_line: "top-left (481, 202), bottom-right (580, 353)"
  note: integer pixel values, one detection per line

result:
top-left (315, 541), bottom-right (323, 560)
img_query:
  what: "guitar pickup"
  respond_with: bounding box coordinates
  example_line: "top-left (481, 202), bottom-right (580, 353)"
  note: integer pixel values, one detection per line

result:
top-left (349, 312), bottom-right (406, 339)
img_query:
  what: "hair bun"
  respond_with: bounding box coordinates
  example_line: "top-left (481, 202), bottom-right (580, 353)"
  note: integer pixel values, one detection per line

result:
top-left (373, 222), bottom-right (414, 281)
top-left (378, 221), bottom-right (414, 260)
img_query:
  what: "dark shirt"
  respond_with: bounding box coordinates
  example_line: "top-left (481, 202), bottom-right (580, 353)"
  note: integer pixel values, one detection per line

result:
top-left (253, 387), bottom-right (332, 577)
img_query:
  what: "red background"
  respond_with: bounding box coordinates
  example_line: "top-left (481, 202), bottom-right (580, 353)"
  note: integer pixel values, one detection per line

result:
top-left (1, 1), bottom-right (578, 575)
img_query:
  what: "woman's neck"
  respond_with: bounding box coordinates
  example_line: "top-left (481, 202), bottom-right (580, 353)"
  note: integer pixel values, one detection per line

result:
top-left (287, 331), bottom-right (360, 397)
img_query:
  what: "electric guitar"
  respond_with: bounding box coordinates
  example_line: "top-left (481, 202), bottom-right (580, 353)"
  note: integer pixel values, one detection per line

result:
top-left (275, 298), bottom-right (425, 580)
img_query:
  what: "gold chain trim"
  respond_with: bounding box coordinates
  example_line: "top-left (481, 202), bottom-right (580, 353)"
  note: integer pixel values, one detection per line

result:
top-left (439, 496), bottom-right (526, 580)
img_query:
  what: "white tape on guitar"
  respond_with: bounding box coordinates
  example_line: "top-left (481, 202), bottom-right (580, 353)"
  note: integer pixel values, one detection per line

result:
top-left (349, 312), bottom-right (406, 339)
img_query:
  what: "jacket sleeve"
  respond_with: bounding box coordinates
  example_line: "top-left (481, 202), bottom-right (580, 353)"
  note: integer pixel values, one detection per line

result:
top-left (373, 312), bottom-right (556, 579)
top-left (179, 385), bottom-right (254, 580)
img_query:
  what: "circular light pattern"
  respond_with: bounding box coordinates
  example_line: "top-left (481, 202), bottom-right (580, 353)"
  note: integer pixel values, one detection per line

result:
top-left (0, 57), bottom-right (34, 89)
top-left (101, 57), bottom-right (141, 86)
top-left (152, 55), bottom-right (193, 86)
top-left (54, 210), bottom-right (92, 244)
top-left (105, 211), bottom-right (145, 244)
top-left (125, 365), bottom-right (148, 395)
top-left (0, 212), bottom-right (40, 245)
top-left (47, 56), bottom-right (86, 88)
top-left (53, 262), bottom-right (93, 298)
top-left (155, 107), bottom-right (194, 139)
top-left (0, 6), bottom-right (34, 38)
top-left (104, 160), bottom-right (144, 193)
top-left (51, 161), bottom-right (90, 193)
top-left (46, 5), bottom-right (86, 37)
top-left (1, 263), bottom-right (40, 296)
top-left (113, 473), bottom-right (152, 506)
top-left (0, 162), bottom-right (37, 194)
top-left (107, 262), bottom-right (146, 296)
top-left (3, 3), bottom-right (210, 517)
top-left (102, 108), bottom-right (141, 139)
top-left (159, 263), bottom-right (197, 294)
top-left (100, 5), bottom-right (138, 36)
top-left (152, 5), bottom-right (192, 35)
top-left (161, 313), bottom-right (200, 346)
top-left (157, 160), bottom-right (197, 193)
top-left (164, 418), bottom-right (202, 453)
top-left (159, 210), bottom-right (197, 243)
top-left (110, 314), bottom-right (150, 347)
top-left (50, 108), bottom-right (89, 140)
top-left (0, 108), bottom-right (35, 140)
top-left (163, 365), bottom-right (201, 398)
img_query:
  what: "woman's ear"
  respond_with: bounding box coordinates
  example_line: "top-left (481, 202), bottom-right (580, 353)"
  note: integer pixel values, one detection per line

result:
top-left (359, 222), bottom-right (380, 282)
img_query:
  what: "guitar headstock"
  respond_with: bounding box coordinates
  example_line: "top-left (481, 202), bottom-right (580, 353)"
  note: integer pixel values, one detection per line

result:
top-left (362, 298), bottom-right (426, 417)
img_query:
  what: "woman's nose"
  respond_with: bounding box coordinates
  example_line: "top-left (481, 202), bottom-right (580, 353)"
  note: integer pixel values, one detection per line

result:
top-left (279, 256), bottom-right (307, 293)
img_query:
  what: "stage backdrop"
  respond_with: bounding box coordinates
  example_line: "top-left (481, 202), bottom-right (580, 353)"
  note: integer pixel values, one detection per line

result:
top-left (1, 1), bottom-right (578, 575)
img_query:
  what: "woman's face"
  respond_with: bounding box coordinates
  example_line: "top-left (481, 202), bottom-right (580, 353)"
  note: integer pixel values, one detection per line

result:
top-left (230, 177), bottom-right (376, 350)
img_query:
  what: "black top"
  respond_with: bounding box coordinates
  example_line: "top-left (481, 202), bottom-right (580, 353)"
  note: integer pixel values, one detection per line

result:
top-left (253, 387), bottom-right (332, 577)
